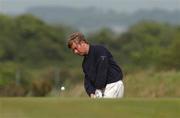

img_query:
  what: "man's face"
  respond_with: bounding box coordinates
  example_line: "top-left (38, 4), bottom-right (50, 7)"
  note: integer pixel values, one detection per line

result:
top-left (71, 42), bottom-right (87, 56)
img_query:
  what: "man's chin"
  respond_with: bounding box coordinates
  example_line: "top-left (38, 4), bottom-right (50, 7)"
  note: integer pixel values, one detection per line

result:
top-left (77, 53), bottom-right (85, 56)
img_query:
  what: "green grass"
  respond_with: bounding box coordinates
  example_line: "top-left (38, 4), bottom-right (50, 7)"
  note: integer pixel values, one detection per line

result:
top-left (1, 98), bottom-right (180, 118)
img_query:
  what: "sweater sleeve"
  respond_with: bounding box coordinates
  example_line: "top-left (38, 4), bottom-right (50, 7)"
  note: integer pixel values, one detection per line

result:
top-left (84, 75), bottom-right (96, 96)
top-left (94, 47), bottom-right (109, 89)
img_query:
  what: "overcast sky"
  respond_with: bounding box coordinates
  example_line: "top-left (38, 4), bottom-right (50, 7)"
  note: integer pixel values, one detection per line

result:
top-left (0, 0), bottom-right (180, 13)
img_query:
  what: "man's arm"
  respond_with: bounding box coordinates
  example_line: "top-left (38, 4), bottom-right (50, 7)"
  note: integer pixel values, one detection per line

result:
top-left (95, 55), bottom-right (108, 89)
top-left (84, 78), bottom-right (96, 97)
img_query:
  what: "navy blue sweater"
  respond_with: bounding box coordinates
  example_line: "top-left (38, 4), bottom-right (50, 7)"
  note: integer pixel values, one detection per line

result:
top-left (82, 45), bottom-right (123, 96)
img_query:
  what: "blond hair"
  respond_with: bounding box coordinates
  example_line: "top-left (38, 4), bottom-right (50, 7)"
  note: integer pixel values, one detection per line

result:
top-left (67, 32), bottom-right (88, 48)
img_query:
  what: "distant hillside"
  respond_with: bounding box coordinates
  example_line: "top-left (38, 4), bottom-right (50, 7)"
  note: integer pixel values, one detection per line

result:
top-left (26, 6), bottom-right (180, 31)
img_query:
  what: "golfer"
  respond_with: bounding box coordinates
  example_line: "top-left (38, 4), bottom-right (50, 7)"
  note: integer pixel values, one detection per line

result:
top-left (67, 32), bottom-right (124, 98)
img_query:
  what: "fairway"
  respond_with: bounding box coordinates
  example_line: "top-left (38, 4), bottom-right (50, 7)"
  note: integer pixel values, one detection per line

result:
top-left (0, 98), bottom-right (180, 118)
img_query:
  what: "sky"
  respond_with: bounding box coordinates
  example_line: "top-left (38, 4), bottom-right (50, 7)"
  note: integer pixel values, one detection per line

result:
top-left (0, 0), bottom-right (180, 14)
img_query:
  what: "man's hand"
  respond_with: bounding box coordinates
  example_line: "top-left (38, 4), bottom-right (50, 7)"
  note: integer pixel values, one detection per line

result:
top-left (90, 93), bottom-right (96, 98)
top-left (90, 90), bottom-right (103, 98)
top-left (95, 89), bottom-right (103, 98)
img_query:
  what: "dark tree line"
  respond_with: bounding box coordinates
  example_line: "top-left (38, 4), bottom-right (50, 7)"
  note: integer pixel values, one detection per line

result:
top-left (0, 14), bottom-right (179, 96)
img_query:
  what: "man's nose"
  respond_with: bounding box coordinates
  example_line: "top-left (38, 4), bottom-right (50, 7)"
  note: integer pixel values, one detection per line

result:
top-left (74, 49), bottom-right (78, 54)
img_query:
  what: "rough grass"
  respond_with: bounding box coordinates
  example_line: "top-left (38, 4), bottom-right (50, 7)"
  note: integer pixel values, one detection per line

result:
top-left (0, 98), bottom-right (180, 118)
top-left (124, 70), bottom-right (180, 97)
top-left (56, 70), bottom-right (180, 98)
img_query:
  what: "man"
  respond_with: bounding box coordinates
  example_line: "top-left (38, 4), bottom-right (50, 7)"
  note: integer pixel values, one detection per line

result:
top-left (67, 32), bottom-right (124, 98)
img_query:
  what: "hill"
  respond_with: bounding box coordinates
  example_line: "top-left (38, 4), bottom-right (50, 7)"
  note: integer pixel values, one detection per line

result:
top-left (26, 6), bottom-right (180, 31)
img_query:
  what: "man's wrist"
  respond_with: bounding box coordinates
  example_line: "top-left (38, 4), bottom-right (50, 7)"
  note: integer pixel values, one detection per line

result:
top-left (90, 93), bottom-right (96, 98)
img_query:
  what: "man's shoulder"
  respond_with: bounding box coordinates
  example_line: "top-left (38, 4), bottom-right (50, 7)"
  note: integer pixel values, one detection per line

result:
top-left (91, 44), bottom-right (109, 56)
top-left (92, 44), bottom-right (107, 50)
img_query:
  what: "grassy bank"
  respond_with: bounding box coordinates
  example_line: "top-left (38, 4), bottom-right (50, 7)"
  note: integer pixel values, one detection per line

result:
top-left (56, 70), bottom-right (180, 98)
top-left (124, 70), bottom-right (180, 97)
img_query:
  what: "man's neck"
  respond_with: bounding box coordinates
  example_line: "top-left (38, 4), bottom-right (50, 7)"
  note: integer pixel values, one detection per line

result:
top-left (85, 44), bottom-right (90, 55)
